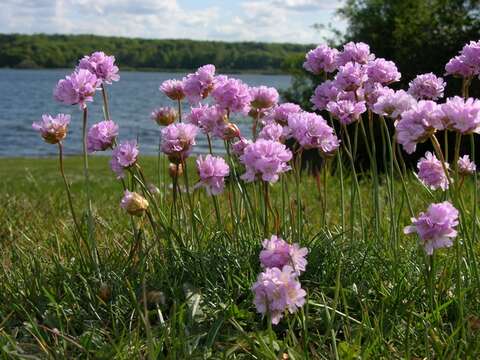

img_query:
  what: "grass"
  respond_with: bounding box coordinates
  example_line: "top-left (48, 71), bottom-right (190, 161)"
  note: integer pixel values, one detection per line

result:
top-left (1, 155), bottom-right (480, 359)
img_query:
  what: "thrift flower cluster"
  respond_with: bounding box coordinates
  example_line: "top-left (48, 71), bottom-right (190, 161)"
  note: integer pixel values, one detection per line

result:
top-left (252, 236), bottom-right (308, 324)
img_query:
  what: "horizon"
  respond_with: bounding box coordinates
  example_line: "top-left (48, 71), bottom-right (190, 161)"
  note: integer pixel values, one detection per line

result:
top-left (1, 0), bottom-right (346, 44)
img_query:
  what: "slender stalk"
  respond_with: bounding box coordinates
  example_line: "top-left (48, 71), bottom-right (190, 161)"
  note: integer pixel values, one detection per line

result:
top-left (101, 83), bottom-right (111, 120)
top-left (182, 160), bottom-right (198, 241)
top-left (82, 107), bottom-right (98, 267)
top-left (57, 142), bottom-right (82, 237)
top-left (177, 99), bottom-right (182, 123)
top-left (263, 181), bottom-right (269, 238)
top-left (206, 133), bottom-right (214, 155)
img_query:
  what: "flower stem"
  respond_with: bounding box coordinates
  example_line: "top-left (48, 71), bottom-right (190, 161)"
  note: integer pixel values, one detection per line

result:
top-left (101, 83), bottom-right (111, 120)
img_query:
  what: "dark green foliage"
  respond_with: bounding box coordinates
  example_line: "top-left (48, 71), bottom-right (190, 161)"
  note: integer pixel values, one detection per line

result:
top-left (0, 33), bottom-right (310, 72)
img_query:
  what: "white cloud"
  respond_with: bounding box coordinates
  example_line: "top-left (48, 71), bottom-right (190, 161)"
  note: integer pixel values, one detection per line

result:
top-left (0, 0), bottom-right (345, 43)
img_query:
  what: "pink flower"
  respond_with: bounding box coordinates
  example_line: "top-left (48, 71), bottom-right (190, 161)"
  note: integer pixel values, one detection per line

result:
top-left (240, 139), bottom-right (292, 183)
top-left (258, 123), bottom-right (284, 141)
top-left (32, 114), bottom-right (71, 144)
top-left (335, 62), bottom-right (368, 91)
top-left (363, 82), bottom-right (394, 108)
top-left (54, 69), bottom-right (100, 109)
top-left (327, 100), bottom-right (366, 125)
top-left (231, 137), bottom-right (252, 157)
top-left (445, 55), bottom-right (475, 78)
top-left (151, 107), bottom-right (176, 126)
top-left (212, 76), bottom-right (251, 114)
top-left (187, 104), bottom-right (226, 135)
top-left (195, 155), bottom-right (230, 195)
top-left (183, 64), bottom-right (216, 103)
top-left (366, 58), bottom-right (401, 84)
top-left (373, 90), bottom-right (417, 119)
top-left (161, 123), bottom-right (198, 162)
top-left (160, 79), bottom-right (185, 101)
top-left (250, 86), bottom-right (279, 110)
top-left (395, 100), bottom-right (444, 154)
top-left (311, 80), bottom-right (340, 111)
top-left (303, 44), bottom-right (338, 74)
top-left (458, 155), bottom-right (476, 175)
top-left (408, 73), bottom-right (446, 100)
top-left (87, 120), bottom-right (119, 152)
top-left (252, 266), bottom-right (307, 325)
top-left (110, 140), bottom-right (139, 178)
top-left (417, 152), bottom-right (449, 190)
top-left (441, 96), bottom-right (480, 134)
top-left (78, 51), bottom-right (119, 84)
top-left (259, 235), bottom-right (308, 275)
top-left (263, 103), bottom-right (302, 126)
top-left (461, 40), bottom-right (480, 75)
top-left (404, 201), bottom-right (459, 255)
top-left (288, 112), bottom-right (340, 155)
top-left (337, 42), bottom-right (373, 66)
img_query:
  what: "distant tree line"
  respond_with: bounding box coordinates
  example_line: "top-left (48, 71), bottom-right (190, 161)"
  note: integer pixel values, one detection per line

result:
top-left (0, 33), bottom-right (310, 72)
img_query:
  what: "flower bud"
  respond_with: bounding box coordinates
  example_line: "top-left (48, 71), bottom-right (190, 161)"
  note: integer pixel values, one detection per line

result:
top-left (222, 123), bottom-right (241, 140)
top-left (98, 282), bottom-right (112, 302)
top-left (32, 114), bottom-right (71, 144)
top-left (168, 163), bottom-right (183, 178)
top-left (120, 190), bottom-right (149, 216)
top-left (151, 107), bottom-right (177, 126)
top-left (147, 183), bottom-right (160, 195)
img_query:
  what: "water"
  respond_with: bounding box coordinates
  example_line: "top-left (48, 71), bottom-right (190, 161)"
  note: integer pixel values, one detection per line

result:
top-left (0, 69), bottom-right (292, 157)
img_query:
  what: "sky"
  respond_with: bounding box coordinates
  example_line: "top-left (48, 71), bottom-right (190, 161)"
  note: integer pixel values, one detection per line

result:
top-left (0, 0), bottom-right (346, 44)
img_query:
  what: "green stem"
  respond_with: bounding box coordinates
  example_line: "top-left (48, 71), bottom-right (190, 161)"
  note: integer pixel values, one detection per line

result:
top-left (101, 83), bottom-right (111, 120)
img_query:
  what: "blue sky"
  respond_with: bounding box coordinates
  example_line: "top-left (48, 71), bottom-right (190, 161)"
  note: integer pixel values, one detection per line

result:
top-left (0, 0), bottom-right (346, 43)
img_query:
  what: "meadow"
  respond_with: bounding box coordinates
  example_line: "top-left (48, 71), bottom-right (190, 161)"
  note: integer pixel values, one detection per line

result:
top-left (2, 42), bottom-right (480, 359)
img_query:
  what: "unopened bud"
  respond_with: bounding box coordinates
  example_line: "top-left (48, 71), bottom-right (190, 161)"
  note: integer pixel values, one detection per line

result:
top-left (151, 107), bottom-right (177, 126)
top-left (98, 282), bottom-right (112, 302)
top-left (168, 163), bottom-right (183, 178)
top-left (223, 123), bottom-right (241, 140)
top-left (120, 190), bottom-right (149, 216)
top-left (147, 183), bottom-right (160, 195)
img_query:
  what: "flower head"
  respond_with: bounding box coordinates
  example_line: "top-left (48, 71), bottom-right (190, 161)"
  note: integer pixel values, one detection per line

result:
top-left (120, 190), bottom-right (149, 216)
top-left (458, 155), bottom-right (476, 176)
top-left (337, 42), bottom-right (373, 66)
top-left (258, 123), bottom-right (284, 142)
top-left (303, 44), bottom-right (338, 74)
top-left (288, 112), bottom-right (340, 155)
top-left (151, 107), bottom-right (177, 126)
top-left (441, 96), bottom-right (480, 134)
top-left (87, 120), bottom-right (119, 152)
top-left (404, 201), bottom-right (459, 255)
top-left (252, 266), bottom-right (307, 325)
top-left (408, 73), bottom-right (446, 100)
top-left (364, 82), bottom-right (394, 108)
top-left (187, 104), bottom-right (226, 135)
top-left (161, 123), bottom-right (198, 162)
top-left (78, 51), bottom-right (119, 84)
top-left (231, 137), bottom-right (252, 157)
top-left (417, 152), bottom-right (449, 190)
top-left (335, 62), bottom-right (367, 91)
top-left (311, 80), bottom-right (340, 111)
top-left (183, 64), bottom-right (216, 103)
top-left (264, 103), bottom-right (302, 126)
top-left (327, 99), bottom-right (366, 125)
top-left (195, 155), bottom-right (230, 195)
top-left (373, 89), bottom-right (417, 119)
top-left (110, 140), bottom-right (139, 178)
top-left (445, 55), bottom-right (475, 78)
top-left (260, 235), bottom-right (308, 275)
top-left (240, 139), bottom-right (292, 183)
top-left (54, 69), bottom-right (99, 109)
top-left (32, 114), bottom-right (71, 144)
top-left (160, 79), bottom-right (185, 101)
top-left (250, 86), bottom-right (279, 110)
top-left (366, 58), bottom-right (401, 84)
top-left (212, 76), bottom-right (251, 114)
top-left (395, 100), bottom-right (444, 154)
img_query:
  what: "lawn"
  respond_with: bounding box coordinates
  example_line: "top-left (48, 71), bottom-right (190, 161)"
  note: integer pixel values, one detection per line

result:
top-left (1, 155), bottom-right (479, 358)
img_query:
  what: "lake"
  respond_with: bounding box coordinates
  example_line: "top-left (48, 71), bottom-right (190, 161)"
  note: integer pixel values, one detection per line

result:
top-left (0, 69), bottom-right (292, 157)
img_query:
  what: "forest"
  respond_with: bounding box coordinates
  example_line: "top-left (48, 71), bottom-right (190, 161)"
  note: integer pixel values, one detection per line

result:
top-left (0, 33), bottom-right (309, 72)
